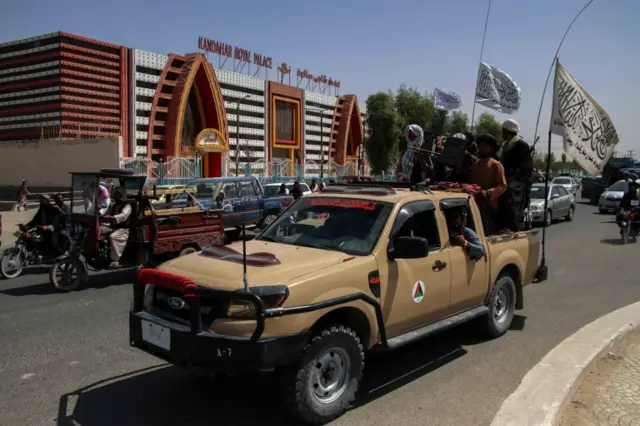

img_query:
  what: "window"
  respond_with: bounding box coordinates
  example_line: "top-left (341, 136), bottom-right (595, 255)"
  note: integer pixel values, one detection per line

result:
top-left (275, 101), bottom-right (295, 145)
top-left (392, 201), bottom-right (441, 251)
top-left (551, 187), bottom-right (560, 197)
top-left (257, 197), bottom-right (393, 256)
top-left (221, 183), bottom-right (239, 199)
top-left (442, 204), bottom-right (477, 241)
top-left (238, 181), bottom-right (257, 197)
top-left (557, 186), bottom-right (569, 196)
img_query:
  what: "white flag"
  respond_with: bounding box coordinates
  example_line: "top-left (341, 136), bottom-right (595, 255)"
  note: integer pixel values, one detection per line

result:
top-left (433, 88), bottom-right (462, 111)
top-left (550, 60), bottom-right (619, 176)
top-left (475, 63), bottom-right (521, 114)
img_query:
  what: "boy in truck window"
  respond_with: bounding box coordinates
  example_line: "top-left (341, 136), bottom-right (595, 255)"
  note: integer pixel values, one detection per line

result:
top-left (446, 208), bottom-right (485, 259)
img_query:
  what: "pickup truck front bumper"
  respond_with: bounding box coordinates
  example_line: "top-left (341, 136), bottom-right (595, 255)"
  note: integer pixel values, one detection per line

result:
top-left (130, 311), bottom-right (310, 374)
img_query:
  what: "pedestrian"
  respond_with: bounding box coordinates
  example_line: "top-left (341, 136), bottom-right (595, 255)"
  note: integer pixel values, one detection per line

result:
top-left (291, 181), bottom-right (303, 200)
top-left (498, 119), bottom-right (533, 232)
top-left (17, 179), bottom-right (30, 211)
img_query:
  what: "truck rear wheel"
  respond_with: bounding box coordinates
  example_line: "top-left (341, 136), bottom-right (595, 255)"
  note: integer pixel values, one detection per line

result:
top-left (278, 325), bottom-right (363, 425)
top-left (481, 274), bottom-right (516, 338)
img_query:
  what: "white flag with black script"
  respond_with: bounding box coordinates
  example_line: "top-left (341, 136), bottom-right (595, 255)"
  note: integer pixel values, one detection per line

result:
top-left (550, 59), bottom-right (619, 176)
top-left (475, 62), bottom-right (521, 114)
top-left (433, 88), bottom-right (462, 111)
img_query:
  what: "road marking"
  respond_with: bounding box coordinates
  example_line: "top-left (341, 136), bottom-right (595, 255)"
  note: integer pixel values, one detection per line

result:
top-left (20, 373), bottom-right (35, 379)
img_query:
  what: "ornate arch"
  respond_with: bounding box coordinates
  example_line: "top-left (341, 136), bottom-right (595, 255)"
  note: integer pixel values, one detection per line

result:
top-left (330, 94), bottom-right (363, 164)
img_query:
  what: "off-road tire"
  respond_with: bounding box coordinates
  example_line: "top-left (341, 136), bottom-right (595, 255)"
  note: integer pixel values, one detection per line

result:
top-left (481, 273), bottom-right (517, 338)
top-left (565, 205), bottom-right (575, 221)
top-left (278, 325), bottom-right (364, 425)
top-left (544, 210), bottom-right (552, 226)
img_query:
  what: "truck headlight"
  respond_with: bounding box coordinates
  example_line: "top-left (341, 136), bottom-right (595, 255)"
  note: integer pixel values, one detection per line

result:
top-left (226, 285), bottom-right (289, 319)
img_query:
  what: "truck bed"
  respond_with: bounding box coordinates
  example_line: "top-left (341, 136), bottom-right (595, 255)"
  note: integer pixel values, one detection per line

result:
top-left (486, 229), bottom-right (541, 287)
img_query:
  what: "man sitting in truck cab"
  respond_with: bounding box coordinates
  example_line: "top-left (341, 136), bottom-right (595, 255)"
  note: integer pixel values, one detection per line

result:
top-left (446, 207), bottom-right (486, 259)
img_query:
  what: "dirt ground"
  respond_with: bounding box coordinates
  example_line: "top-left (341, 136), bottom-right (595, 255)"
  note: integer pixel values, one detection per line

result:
top-left (560, 328), bottom-right (640, 426)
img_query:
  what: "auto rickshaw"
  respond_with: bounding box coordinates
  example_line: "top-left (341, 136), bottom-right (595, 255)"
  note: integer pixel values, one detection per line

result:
top-left (49, 169), bottom-right (224, 292)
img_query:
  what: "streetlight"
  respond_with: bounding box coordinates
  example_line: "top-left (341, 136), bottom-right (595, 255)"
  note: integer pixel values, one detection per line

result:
top-left (234, 94), bottom-right (251, 175)
top-left (307, 106), bottom-right (334, 179)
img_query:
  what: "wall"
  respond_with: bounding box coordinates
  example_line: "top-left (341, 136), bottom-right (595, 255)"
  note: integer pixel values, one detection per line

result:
top-left (0, 136), bottom-right (122, 187)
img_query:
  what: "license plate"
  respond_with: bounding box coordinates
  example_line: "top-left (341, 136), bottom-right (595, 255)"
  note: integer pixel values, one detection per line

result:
top-left (141, 319), bottom-right (170, 351)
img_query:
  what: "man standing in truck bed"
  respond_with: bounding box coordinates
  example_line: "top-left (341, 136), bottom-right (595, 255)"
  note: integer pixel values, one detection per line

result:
top-left (499, 119), bottom-right (533, 232)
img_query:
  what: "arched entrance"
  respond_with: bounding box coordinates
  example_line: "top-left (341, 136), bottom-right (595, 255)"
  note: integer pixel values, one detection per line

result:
top-left (193, 128), bottom-right (228, 177)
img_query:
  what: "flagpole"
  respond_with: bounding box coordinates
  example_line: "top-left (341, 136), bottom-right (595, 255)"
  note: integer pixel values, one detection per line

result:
top-left (470, 0), bottom-right (492, 130)
top-left (531, 0), bottom-right (596, 150)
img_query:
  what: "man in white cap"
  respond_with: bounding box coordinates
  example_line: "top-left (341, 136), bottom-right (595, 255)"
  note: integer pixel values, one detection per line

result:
top-left (498, 119), bottom-right (533, 232)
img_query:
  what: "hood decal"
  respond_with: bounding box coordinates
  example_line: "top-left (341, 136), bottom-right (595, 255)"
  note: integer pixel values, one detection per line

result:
top-left (201, 245), bottom-right (281, 267)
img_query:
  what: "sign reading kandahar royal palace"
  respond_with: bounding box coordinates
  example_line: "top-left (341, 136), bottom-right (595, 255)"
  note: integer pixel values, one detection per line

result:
top-left (197, 36), bottom-right (340, 89)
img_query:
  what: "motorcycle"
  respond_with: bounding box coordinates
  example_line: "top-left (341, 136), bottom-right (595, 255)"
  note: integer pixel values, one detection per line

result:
top-left (619, 203), bottom-right (640, 244)
top-left (1, 225), bottom-right (57, 279)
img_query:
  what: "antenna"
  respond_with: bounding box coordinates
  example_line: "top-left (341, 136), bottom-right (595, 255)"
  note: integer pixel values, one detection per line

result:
top-left (242, 222), bottom-right (248, 292)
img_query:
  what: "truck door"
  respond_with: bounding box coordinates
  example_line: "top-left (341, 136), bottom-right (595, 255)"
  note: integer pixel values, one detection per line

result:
top-left (219, 182), bottom-right (240, 228)
top-left (380, 200), bottom-right (452, 337)
top-left (440, 198), bottom-right (488, 312)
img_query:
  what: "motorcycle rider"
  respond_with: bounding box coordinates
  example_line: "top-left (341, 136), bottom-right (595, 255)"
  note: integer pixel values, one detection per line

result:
top-left (51, 193), bottom-right (71, 254)
top-left (617, 179), bottom-right (640, 230)
top-left (24, 194), bottom-right (57, 257)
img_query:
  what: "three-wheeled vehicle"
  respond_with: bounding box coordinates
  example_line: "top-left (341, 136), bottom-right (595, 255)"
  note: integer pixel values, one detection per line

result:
top-left (49, 169), bottom-right (224, 292)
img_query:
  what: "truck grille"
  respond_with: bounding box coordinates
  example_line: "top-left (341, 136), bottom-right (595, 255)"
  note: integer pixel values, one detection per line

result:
top-left (151, 287), bottom-right (227, 329)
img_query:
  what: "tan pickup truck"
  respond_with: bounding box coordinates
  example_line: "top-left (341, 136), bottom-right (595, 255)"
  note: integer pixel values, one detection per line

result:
top-left (129, 182), bottom-right (543, 425)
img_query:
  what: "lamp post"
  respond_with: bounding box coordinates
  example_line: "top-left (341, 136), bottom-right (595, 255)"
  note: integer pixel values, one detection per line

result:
top-left (234, 94), bottom-right (251, 175)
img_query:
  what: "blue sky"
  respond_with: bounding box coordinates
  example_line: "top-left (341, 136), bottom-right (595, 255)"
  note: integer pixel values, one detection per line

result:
top-left (2, 0), bottom-right (638, 156)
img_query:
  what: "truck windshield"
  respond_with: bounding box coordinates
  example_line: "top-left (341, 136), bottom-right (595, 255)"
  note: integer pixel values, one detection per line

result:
top-left (256, 197), bottom-right (393, 256)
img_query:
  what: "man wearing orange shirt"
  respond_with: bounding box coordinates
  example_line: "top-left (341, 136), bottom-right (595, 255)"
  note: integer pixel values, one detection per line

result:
top-left (470, 134), bottom-right (507, 234)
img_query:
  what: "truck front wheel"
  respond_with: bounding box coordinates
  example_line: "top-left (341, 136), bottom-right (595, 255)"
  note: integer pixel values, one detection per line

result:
top-left (278, 325), bottom-right (364, 425)
top-left (481, 274), bottom-right (517, 338)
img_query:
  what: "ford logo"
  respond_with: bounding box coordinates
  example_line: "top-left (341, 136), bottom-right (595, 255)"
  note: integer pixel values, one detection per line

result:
top-left (167, 297), bottom-right (186, 310)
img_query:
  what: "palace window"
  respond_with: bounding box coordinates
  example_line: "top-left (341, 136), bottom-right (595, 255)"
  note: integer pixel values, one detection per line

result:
top-left (275, 101), bottom-right (296, 145)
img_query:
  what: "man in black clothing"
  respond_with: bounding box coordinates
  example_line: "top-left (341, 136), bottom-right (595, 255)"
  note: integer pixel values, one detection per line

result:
top-left (498, 119), bottom-right (533, 232)
top-left (24, 194), bottom-right (59, 256)
top-left (51, 193), bottom-right (72, 254)
top-left (291, 181), bottom-right (303, 200)
top-left (617, 180), bottom-right (640, 226)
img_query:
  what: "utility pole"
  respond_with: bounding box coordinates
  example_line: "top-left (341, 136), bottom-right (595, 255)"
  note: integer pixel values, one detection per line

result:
top-left (234, 94), bottom-right (251, 175)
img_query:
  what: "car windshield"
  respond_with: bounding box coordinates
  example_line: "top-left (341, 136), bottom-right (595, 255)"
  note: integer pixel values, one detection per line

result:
top-left (530, 186), bottom-right (547, 200)
top-left (553, 178), bottom-right (571, 184)
top-left (256, 197), bottom-right (393, 256)
top-left (174, 181), bottom-right (221, 200)
top-left (609, 181), bottom-right (626, 192)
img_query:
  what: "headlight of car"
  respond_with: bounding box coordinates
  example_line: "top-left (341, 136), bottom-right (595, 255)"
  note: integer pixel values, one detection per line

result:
top-left (226, 285), bottom-right (289, 319)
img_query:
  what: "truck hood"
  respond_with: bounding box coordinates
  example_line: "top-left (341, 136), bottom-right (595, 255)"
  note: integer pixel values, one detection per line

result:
top-left (157, 241), bottom-right (351, 290)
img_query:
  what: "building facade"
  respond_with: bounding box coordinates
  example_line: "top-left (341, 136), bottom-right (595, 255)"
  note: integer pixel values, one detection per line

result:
top-left (0, 32), bottom-right (365, 179)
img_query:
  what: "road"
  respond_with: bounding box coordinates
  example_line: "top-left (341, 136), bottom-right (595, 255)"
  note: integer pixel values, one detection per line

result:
top-left (0, 200), bottom-right (637, 426)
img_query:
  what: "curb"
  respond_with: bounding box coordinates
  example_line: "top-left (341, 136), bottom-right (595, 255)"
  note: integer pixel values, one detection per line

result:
top-left (490, 300), bottom-right (640, 426)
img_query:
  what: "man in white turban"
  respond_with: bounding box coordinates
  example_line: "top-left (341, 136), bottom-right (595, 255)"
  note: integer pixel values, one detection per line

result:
top-left (498, 119), bottom-right (533, 232)
top-left (396, 124), bottom-right (425, 181)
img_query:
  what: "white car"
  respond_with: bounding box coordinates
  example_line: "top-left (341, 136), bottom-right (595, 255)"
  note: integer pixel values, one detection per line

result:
top-left (262, 182), bottom-right (312, 197)
top-left (598, 180), bottom-right (627, 213)
top-left (551, 176), bottom-right (580, 194)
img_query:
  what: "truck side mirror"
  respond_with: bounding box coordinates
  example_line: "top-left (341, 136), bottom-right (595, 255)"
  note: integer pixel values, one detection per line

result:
top-left (388, 236), bottom-right (429, 260)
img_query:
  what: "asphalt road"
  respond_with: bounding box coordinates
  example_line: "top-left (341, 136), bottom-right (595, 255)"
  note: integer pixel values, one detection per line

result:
top-left (0, 200), bottom-right (637, 426)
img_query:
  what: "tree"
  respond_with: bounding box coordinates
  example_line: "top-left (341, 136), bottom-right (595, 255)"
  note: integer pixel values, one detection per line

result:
top-left (544, 152), bottom-right (556, 166)
top-left (561, 153), bottom-right (567, 163)
top-left (473, 112), bottom-right (502, 142)
top-left (447, 111), bottom-right (469, 135)
top-left (365, 92), bottom-right (401, 174)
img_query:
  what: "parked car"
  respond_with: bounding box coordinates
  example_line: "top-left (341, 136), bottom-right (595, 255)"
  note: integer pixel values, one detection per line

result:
top-left (170, 176), bottom-right (294, 232)
top-left (262, 182), bottom-right (312, 197)
top-left (598, 179), bottom-right (627, 213)
top-left (528, 183), bottom-right (575, 225)
top-left (551, 176), bottom-right (580, 194)
top-left (130, 182), bottom-right (543, 424)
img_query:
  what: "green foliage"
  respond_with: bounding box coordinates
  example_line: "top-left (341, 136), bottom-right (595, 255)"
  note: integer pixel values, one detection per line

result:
top-left (364, 92), bottom-right (401, 174)
top-left (447, 111), bottom-right (469, 135)
top-left (561, 153), bottom-right (567, 163)
top-left (473, 112), bottom-right (503, 142)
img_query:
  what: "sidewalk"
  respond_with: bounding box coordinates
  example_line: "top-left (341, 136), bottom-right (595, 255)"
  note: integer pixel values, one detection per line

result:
top-left (560, 328), bottom-right (640, 426)
top-left (1, 210), bottom-right (33, 246)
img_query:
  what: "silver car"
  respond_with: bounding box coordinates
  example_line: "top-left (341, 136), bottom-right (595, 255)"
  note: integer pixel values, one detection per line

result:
top-left (529, 183), bottom-right (575, 225)
top-left (551, 176), bottom-right (580, 194)
top-left (598, 180), bottom-right (626, 213)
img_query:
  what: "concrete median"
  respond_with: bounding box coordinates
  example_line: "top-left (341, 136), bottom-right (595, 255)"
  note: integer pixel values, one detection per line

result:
top-left (490, 300), bottom-right (640, 426)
